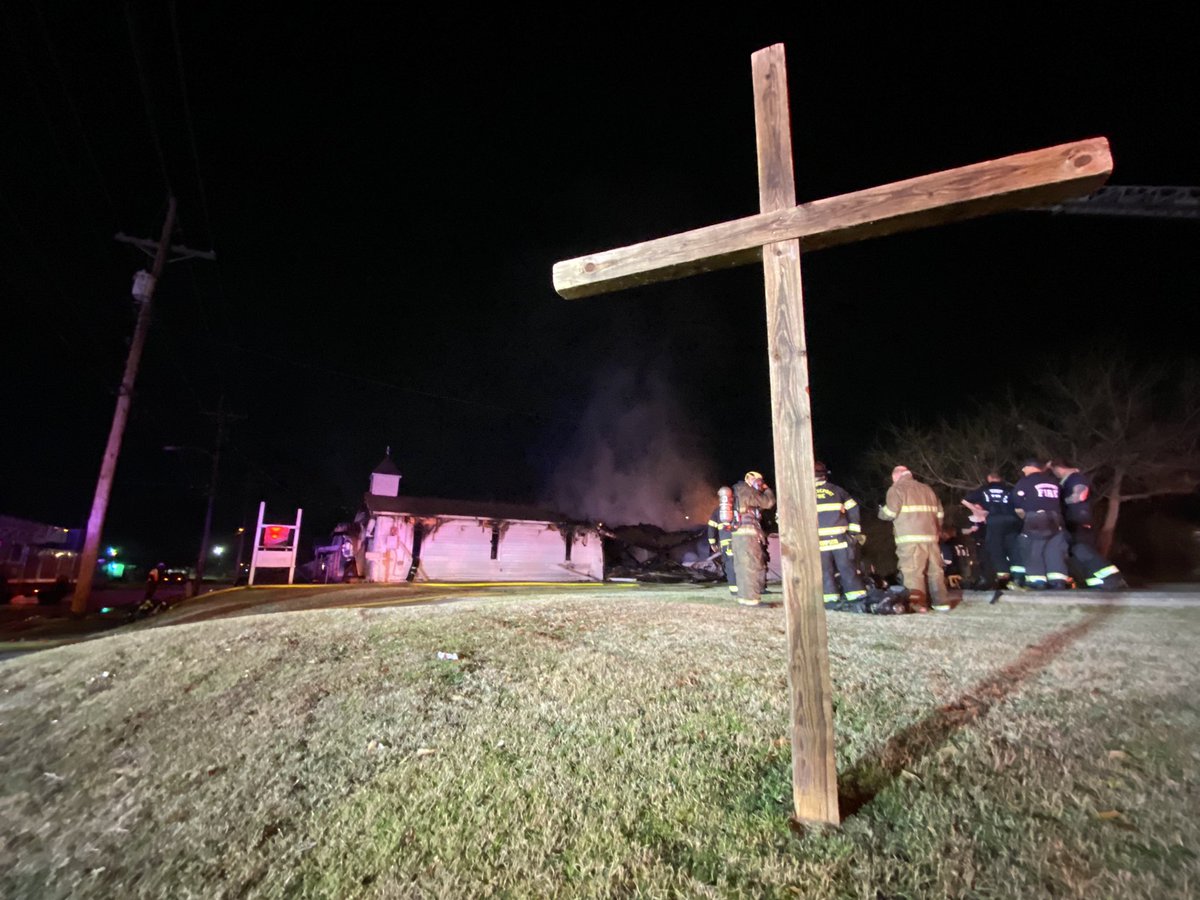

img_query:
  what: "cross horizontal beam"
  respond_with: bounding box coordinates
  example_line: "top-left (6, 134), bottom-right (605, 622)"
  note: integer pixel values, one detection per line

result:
top-left (553, 137), bottom-right (1111, 299)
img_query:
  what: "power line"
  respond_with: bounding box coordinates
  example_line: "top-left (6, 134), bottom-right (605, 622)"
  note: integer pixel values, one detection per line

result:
top-left (33, 0), bottom-right (120, 222)
top-left (123, 1), bottom-right (172, 196)
top-left (168, 0), bottom-right (214, 247)
top-left (0, 186), bottom-right (119, 379)
top-left (112, 222), bottom-right (217, 412)
top-left (152, 315), bottom-right (207, 411)
top-left (166, 1), bottom-right (235, 386)
top-left (2, 5), bottom-right (112, 247)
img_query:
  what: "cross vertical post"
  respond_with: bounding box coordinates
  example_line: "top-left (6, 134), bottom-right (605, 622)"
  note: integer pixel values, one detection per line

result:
top-left (752, 44), bottom-right (839, 825)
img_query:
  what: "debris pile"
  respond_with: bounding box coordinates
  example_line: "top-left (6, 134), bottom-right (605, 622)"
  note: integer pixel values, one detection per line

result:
top-left (600, 523), bottom-right (724, 584)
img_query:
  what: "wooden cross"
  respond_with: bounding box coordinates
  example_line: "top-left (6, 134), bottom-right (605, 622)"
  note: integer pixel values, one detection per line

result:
top-left (552, 44), bottom-right (1111, 826)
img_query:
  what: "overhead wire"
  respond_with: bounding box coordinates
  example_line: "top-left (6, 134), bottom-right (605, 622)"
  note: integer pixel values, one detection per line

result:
top-left (168, 0), bottom-right (215, 250)
top-left (122, 0), bottom-right (173, 198)
top-left (168, 0), bottom-right (225, 343)
top-left (150, 312), bottom-right (208, 411)
top-left (121, 2), bottom-right (226, 416)
top-left (2, 4), bottom-right (114, 256)
top-left (166, 0), bottom-right (230, 396)
top-left (0, 186), bottom-right (118, 380)
top-left (33, 0), bottom-right (120, 224)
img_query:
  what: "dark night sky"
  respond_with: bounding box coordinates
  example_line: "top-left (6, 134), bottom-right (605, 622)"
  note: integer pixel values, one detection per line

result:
top-left (2, 5), bottom-right (1197, 563)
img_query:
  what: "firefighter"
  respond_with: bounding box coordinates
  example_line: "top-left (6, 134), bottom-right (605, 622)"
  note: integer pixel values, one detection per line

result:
top-left (815, 461), bottom-right (868, 604)
top-left (1048, 459), bottom-right (1128, 590)
top-left (878, 465), bottom-right (949, 611)
top-left (939, 526), bottom-right (962, 587)
top-left (963, 472), bottom-right (1022, 588)
top-left (731, 470), bottom-right (775, 606)
top-left (943, 519), bottom-right (986, 587)
top-left (143, 561), bottom-right (164, 601)
top-left (706, 486), bottom-right (738, 598)
top-left (1011, 459), bottom-right (1071, 590)
top-left (134, 562), bottom-right (168, 620)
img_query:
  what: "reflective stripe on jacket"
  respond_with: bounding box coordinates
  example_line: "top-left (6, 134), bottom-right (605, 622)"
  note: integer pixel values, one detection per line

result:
top-left (706, 506), bottom-right (735, 550)
top-left (815, 480), bottom-right (862, 544)
top-left (879, 476), bottom-right (943, 543)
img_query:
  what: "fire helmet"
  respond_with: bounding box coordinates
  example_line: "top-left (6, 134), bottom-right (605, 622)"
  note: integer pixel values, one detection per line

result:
top-left (744, 470), bottom-right (763, 485)
top-left (814, 461), bottom-right (829, 479)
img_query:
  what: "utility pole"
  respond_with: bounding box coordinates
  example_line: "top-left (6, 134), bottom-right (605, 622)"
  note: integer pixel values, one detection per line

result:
top-left (234, 523), bottom-right (247, 580)
top-left (194, 396), bottom-right (245, 587)
top-left (70, 197), bottom-right (215, 616)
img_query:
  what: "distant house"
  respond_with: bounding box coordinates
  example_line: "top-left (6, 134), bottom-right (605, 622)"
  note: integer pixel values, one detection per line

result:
top-left (0, 515), bottom-right (82, 588)
top-left (357, 455), bottom-right (604, 583)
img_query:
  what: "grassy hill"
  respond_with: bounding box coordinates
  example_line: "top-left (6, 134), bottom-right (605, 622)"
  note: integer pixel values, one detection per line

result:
top-left (2, 591), bottom-right (1197, 898)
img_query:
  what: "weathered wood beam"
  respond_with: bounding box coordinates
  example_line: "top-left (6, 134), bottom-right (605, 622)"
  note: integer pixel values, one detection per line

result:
top-left (752, 44), bottom-right (840, 827)
top-left (553, 137), bottom-right (1111, 299)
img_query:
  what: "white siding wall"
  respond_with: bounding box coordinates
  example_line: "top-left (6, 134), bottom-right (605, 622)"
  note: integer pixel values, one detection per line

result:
top-left (369, 473), bottom-right (401, 497)
top-left (367, 515), bottom-right (603, 582)
top-left (416, 520), bottom-right (495, 581)
top-left (365, 515), bottom-right (415, 583)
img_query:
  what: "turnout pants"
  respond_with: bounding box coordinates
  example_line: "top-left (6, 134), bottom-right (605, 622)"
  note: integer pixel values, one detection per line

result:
top-left (1018, 513), bottom-right (1070, 587)
top-left (896, 540), bottom-right (947, 608)
top-left (982, 520), bottom-right (1021, 585)
top-left (1066, 523), bottom-right (1122, 587)
top-left (820, 539), bottom-right (866, 602)
top-left (720, 539), bottom-right (738, 596)
top-left (732, 524), bottom-right (766, 604)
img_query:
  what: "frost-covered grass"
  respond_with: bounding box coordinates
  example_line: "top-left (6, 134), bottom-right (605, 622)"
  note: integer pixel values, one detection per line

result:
top-left (1, 592), bottom-right (1197, 898)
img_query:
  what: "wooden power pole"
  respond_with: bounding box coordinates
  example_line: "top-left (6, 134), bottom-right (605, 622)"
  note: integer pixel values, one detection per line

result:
top-left (193, 396), bottom-right (245, 585)
top-left (70, 197), bottom-right (215, 615)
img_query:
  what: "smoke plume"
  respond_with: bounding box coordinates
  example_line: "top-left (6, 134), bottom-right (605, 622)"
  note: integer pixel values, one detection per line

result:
top-left (544, 368), bottom-right (717, 529)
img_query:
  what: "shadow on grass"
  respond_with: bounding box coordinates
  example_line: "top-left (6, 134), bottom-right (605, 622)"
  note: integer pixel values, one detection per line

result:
top-left (838, 604), bottom-right (1121, 819)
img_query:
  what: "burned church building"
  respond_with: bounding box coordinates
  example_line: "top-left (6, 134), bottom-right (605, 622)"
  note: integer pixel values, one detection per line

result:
top-left (323, 455), bottom-right (605, 583)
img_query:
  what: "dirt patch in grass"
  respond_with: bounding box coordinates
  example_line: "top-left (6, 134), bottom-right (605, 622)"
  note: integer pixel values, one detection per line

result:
top-left (1, 594), bottom-right (1198, 898)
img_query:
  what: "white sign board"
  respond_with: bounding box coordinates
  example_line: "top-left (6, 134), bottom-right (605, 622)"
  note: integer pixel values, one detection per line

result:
top-left (248, 501), bottom-right (303, 585)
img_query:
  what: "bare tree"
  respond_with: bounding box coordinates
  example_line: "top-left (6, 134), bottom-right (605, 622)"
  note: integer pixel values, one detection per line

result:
top-left (1011, 353), bottom-right (1200, 555)
top-left (866, 407), bottom-right (1022, 496)
top-left (869, 352), bottom-right (1200, 556)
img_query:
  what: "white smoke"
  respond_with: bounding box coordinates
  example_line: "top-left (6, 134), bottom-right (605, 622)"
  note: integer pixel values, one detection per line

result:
top-left (545, 368), bottom-right (717, 529)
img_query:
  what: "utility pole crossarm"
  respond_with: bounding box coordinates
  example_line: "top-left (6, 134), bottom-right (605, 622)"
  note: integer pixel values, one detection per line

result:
top-left (553, 138), bottom-right (1111, 300)
top-left (114, 231), bottom-right (217, 261)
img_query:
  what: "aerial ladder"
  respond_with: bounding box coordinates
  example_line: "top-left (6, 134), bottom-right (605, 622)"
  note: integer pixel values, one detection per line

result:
top-left (1035, 184), bottom-right (1199, 219)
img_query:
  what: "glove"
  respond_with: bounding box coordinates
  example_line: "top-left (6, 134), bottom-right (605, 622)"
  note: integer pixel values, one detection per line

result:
top-left (948, 574), bottom-right (963, 589)
top-left (854, 533), bottom-right (866, 546)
